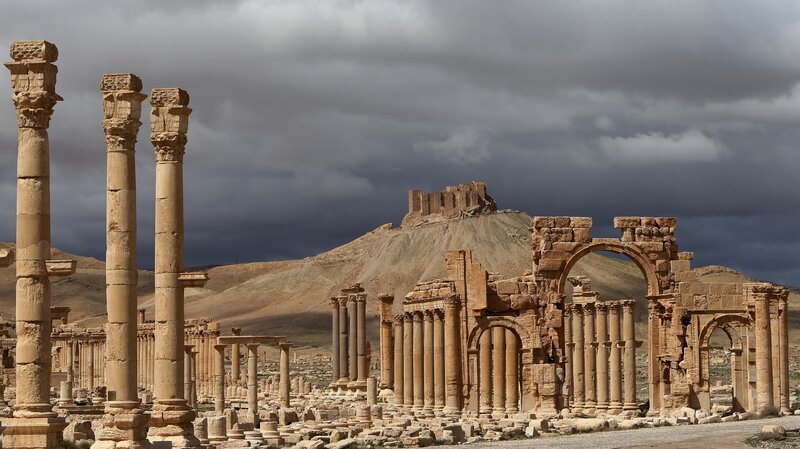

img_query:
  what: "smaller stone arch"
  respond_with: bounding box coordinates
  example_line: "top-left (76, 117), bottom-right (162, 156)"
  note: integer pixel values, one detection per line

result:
top-left (698, 314), bottom-right (751, 352)
top-left (466, 316), bottom-right (531, 352)
top-left (696, 313), bottom-right (752, 412)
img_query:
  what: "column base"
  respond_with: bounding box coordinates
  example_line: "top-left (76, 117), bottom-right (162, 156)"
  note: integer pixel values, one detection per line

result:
top-left (146, 400), bottom-right (201, 449)
top-left (623, 402), bottom-right (639, 411)
top-left (442, 406), bottom-right (461, 417)
top-left (607, 403), bottom-right (623, 415)
top-left (1, 416), bottom-right (67, 449)
top-left (91, 402), bottom-right (151, 449)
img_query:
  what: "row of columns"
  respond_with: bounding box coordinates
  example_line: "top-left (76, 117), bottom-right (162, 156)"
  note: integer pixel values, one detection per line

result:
top-left (750, 284), bottom-right (791, 415)
top-left (330, 294), bottom-right (368, 390)
top-left (477, 327), bottom-right (520, 415)
top-left (186, 327), bottom-right (221, 399)
top-left (136, 332), bottom-right (155, 391)
top-left (391, 294), bottom-right (463, 415)
top-left (564, 300), bottom-right (638, 415)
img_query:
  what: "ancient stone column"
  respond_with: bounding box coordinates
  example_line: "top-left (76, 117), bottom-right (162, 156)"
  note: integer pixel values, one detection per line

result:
top-left (393, 316), bottom-right (404, 406)
top-left (247, 344), bottom-right (260, 426)
top-left (505, 329), bottom-right (519, 414)
top-left (3, 40), bottom-right (68, 449)
top-left (423, 310), bottom-right (435, 414)
top-left (596, 303), bottom-right (609, 412)
top-left (754, 292), bottom-right (775, 415)
top-left (280, 343), bottom-right (291, 408)
top-left (184, 346), bottom-right (193, 407)
top-left (622, 300), bottom-right (637, 411)
top-left (779, 293), bottom-right (790, 413)
top-left (231, 327), bottom-right (242, 391)
top-left (479, 329), bottom-right (493, 415)
top-left (378, 294), bottom-right (394, 389)
top-left (443, 294), bottom-right (463, 415)
top-left (356, 295), bottom-right (368, 387)
top-left (608, 302), bottom-right (623, 414)
top-left (433, 309), bottom-right (445, 413)
top-left (97, 73), bottom-right (149, 447)
top-left (412, 312), bottom-right (424, 411)
top-left (87, 341), bottom-right (95, 392)
top-left (147, 87), bottom-right (200, 448)
top-left (338, 298), bottom-right (349, 385)
top-left (330, 298), bottom-right (340, 387)
top-left (402, 314), bottom-right (414, 408)
top-left (214, 344), bottom-right (225, 414)
top-left (492, 326), bottom-right (506, 415)
top-left (572, 303), bottom-right (585, 411)
top-left (564, 305), bottom-right (573, 408)
top-left (583, 302), bottom-right (597, 414)
top-left (348, 298), bottom-right (358, 385)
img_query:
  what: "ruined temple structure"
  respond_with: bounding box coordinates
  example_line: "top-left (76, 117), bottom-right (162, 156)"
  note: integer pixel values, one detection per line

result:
top-left (329, 284), bottom-right (371, 394)
top-left (381, 216), bottom-right (791, 418)
top-left (401, 181), bottom-right (497, 227)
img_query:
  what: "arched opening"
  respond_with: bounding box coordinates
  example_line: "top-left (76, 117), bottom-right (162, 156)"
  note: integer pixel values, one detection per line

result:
top-left (707, 327), bottom-right (734, 412)
top-left (475, 325), bottom-right (522, 416)
top-left (564, 250), bottom-right (651, 415)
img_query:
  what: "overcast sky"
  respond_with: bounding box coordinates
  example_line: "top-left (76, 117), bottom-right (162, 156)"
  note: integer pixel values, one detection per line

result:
top-left (1, 1), bottom-right (800, 285)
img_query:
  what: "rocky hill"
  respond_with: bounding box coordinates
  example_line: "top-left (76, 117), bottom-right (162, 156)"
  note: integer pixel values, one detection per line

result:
top-left (0, 211), bottom-right (796, 349)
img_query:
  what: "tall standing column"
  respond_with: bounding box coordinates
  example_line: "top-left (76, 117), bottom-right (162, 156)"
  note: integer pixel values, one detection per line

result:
top-left (4, 40), bottom-right (68, 449)
top-left (392, 317), bottom-right (404, 406)
top-left (608, 302), bottom-right (623, 414)
top-left (754, 293), bottom-right (775, 415)
top-left (246, 344), bottom-right (259, 426)
top-left (348, 298), bottom-right (358, 386)
top-left (595, 303), bottom-right (609, 412)
top-left (402, 314), bottom-right (414, 409)
top-left (564, 305), bottom-right (573, 409)
top-left (433, 309), bottom-right (445, 413)
top-left (330, 298), bottom-right (340, 388)
top-left (505, 329), bottom-right (519, 414)
top-left (147, 87), bottom-right (200, 448)
top-left (572, 304), bottom-right (585, 411)
top-left (492, 326), bottom-right (506, 415)
top-left (479, 329), bottom-right (493, 415)
top-left (356, 295), bottom-right (367, 388)
top-left (98, 78), bottom-right (147, 420)
top-left (87, 342), bottom-right (95, 392)
top-left (442, 294), bottom-right (463, 415)
top-left (214, 344), bottom-right (225, 414)
top-left (423, 310), bottom-right (435, 414)
top-left (280, 343), bottom-right (291, 408)
top-left (583, 302), bottom-right (597, 414)
top-left (378, 294), bottom-right (394, 389)
top-left (412, 312), bottom-right (424, 411)
top-left (778, 294), bottom-right (790, 413)
top-left (183, 346), bottom-right (193, 407)
top-left (622, 300), bottom-right (637, 411)
top-left (338, 298), bottom-right (349, 386)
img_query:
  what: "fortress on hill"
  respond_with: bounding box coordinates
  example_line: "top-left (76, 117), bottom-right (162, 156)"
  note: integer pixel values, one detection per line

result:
top-left (401, 180), bottom-right (498, 227)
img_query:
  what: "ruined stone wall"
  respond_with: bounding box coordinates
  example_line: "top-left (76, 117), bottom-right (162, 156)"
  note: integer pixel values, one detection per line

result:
top-left (401, 181), bottom-right (496, 227)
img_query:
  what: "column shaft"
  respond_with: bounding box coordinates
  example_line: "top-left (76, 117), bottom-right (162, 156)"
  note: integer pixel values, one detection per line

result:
top-left (280, 344), bottom-right (291, 408)
top-left (505, 329), bottom-right (519, 414)
top-left (402, 314), bottom-right (413, 408)
top-left (583, 303), bottom-right (597, 413)
top-left (348, 299), bottom-right (358, 383)
top-left (564, 306), bottom-right (573, 408)
top-left (247, 345), bottom-right (259, 426)
top-left (479, 329), bottom-right (493, 414)
top-left (433, 310), bottom-right (445, 412)
top-left (423, 311), bottom-right (434, 412)
top-left (338, 299), bottom-right (349, 383)
top-left (755, 296), bottom-right (774, 414)
top-left (330, 299), bottom-right (340, 385)
top-left (214, 344), bottom-right (225, 414)
top-left (608, 302), bottom-right (623, 414)
top-left (393, 317), bottom-right (404, 406)
top-left (356, 297), bottom-right (367, 382)
top-left (412, 312), bottom-right (424, 410)
top-left (572, 304), bottom-right (585, 411)
top-left (492, 326), bottom-right (506, 414)
top-left (443, 295), bottom-right (463, 415)
top-left (779, 297), bottom-right (790, 412)
top-left (596, 304), bottom-right (609, 411)
top-left (622, 301), bottom-right (637, 411)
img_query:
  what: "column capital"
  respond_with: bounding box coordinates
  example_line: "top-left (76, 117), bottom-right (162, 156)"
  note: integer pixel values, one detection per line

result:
top-left (620, 299), bottom-right (635, 312)
top-left (393, 315), bottom-right (404, 325)
top-left (5, 41), bottom-right (62, 129)
top-left (378, 293), bottom-right (394, 305)
top-left (330, 297), bottom-right (340, 309)
top-left (338, 296), bottom-right (348, 307)
top-left (150, 88), bottom-right (191, 163)
top-left (412, 311), bottom-right (423, 322)
top-left (213, 344), bottom-right (226, 351)
top-left (231, 327), bottom-right (241, 336)
top-left (279, 343), bottom-right (292, 351)
top-left (353, 293), bottom-right (367, 304)
top-left (101, 73), bottom-right (147, 150)
top-left (443, 293), bottom-right (462, 309)
top-left (596, 302), bottom-right (609, 313)
top-left (423, 310), bottom-right (434, 321)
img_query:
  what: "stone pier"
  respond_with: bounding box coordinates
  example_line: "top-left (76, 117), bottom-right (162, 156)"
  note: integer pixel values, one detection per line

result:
top-left (146, 87), bottom-right (207, 448)
top-left (94, 72), bottom-right (151, 449)
top-left (3, 40), bottom-right (71, 449)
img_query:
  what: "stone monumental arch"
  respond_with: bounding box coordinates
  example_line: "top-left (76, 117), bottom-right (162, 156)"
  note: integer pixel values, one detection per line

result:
top-left (94, 73), bottom-right (151, 449)
top-left (3, 40), bottom-right (76, 449)
top-left (146, 87), bottom-right (208, 447)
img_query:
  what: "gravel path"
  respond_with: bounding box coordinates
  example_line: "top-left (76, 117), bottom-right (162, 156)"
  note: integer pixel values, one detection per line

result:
top-left (437, 416), bottom-right (800, 449)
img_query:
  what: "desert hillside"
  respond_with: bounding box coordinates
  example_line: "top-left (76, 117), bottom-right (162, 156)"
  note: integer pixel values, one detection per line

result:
top-left (1, 212), bottom-right (796, 349)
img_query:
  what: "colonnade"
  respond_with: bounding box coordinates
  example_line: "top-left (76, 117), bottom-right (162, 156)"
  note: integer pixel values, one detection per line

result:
top-left (476, 327), bottom-right (521, 416)
top-left (387, 294), bottom-right (463, 415)
top-left (564, 300), bottom-right (638, 415)
top-left (330, 285), bottom-right (368, 391)
top-left (186, 322), bottom-right (222, 399)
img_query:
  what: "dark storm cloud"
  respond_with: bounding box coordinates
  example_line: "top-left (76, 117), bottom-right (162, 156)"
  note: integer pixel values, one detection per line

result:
top-left (1, 0), bottom-right (799, 284)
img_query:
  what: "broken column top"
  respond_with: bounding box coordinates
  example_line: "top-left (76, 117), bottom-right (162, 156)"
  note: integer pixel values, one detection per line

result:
top-left (9, 40), bottom-right (58, 62)
top-left (151, 87), bottom-right (190, 107)
top-left (100, 73), bottom-right (143, 92)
